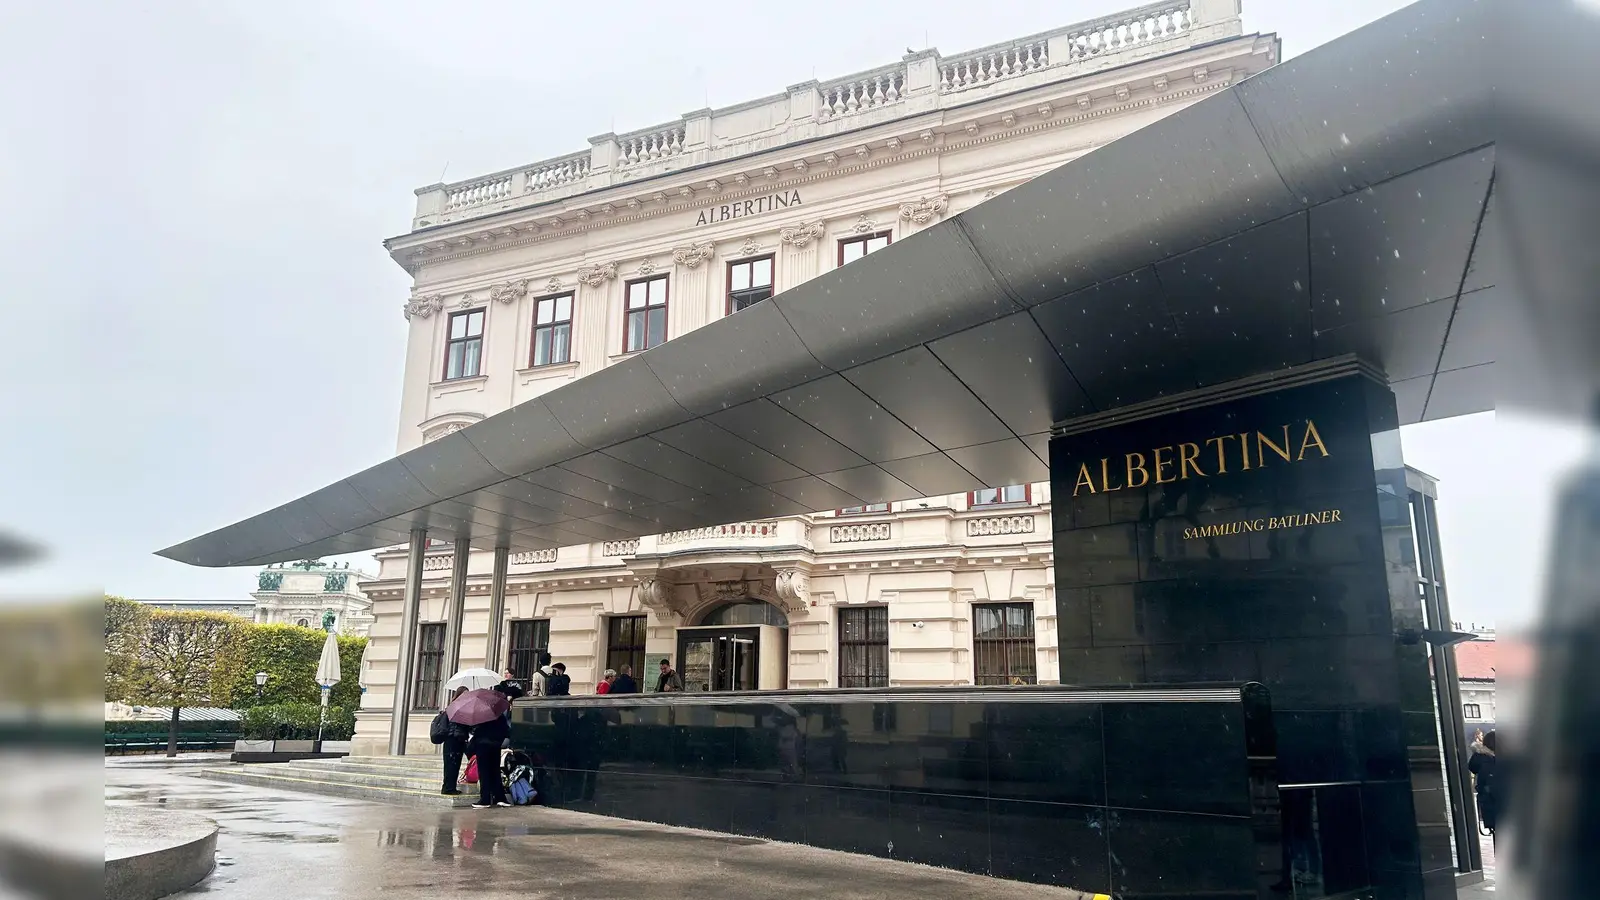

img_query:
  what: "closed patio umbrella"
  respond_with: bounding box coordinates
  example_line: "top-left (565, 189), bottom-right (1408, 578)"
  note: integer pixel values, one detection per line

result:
top-left (315, 630), bottom-right (341, 743)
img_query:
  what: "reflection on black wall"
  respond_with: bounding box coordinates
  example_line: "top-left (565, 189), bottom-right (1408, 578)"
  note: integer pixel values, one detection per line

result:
top-left (511, 688), bottom-right (1277, 898)
top-left (1049, 375), bottom-right (1452, 900)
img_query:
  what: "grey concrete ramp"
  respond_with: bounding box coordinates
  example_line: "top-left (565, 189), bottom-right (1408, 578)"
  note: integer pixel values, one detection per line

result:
top-left (105, 806), bottom-right (217, 900)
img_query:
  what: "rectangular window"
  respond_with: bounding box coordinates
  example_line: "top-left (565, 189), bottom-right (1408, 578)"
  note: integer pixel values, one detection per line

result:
top-left (971, 484), bottom-right (1030, 507)
top-left (839, 606), bottom-right (889, 688)
top-left (838, 232), bottom-right (891, 266)
top-left (443, 309), bottom-right (485, 380)
top-left (531, 294), bottom-right (573, 367)
top-left (605, 615), bottom-right (648, 680)
top-left (838, 503), bottom-right (890, 515)
top-left (973, 602), bottom-right (1036, 685)
top-left (624, 275), bottom-right (669, 352)
top-left (727, 255), bottom-right (774, 314)
top-left (1463, 703), bottom-right (1482, 719)
top-left (413, 623), bottom-right (446, 707)
top-left (506, 618), bottom-right (550, 682)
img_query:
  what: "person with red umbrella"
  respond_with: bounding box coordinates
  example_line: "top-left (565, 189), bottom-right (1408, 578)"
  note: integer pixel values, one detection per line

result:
top-left (447, 688), bottom-right (512, 809)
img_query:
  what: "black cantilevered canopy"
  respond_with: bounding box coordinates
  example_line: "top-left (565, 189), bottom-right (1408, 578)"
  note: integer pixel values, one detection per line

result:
top-left (164, 0), bottom-right (1564, 568)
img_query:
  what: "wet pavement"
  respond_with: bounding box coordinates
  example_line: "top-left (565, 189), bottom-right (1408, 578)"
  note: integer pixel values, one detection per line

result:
top-left (105, 758), bottom-right (1093, 899)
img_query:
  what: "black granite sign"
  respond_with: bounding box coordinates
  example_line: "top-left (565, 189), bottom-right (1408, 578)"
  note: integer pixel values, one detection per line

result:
top-left (1049, 375), bottom-right (1454, 900)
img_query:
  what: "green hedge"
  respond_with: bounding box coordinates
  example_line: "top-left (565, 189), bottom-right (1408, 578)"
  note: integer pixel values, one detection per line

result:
top-left (241, 702), bottom-right (355, 741)
top-left (105, 719), bottom-right (241, 736)
top-left (212, 624), bottom-right (367, 712)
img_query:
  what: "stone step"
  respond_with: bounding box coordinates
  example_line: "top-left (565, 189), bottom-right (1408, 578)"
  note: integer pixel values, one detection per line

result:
top-left (297, 756), bottom-right (444, 777)
top-left (252, 763), bottom-right (446, 792)
top-left (200, 764), bottom-right (476, 809)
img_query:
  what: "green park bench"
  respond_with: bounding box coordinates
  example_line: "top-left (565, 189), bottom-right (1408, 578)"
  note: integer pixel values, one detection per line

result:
top-left (105, 730), bottom-right (238, 754)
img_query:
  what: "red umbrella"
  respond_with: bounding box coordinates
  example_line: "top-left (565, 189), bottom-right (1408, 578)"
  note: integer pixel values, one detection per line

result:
top-left (446, 688), bottom-right (510, 726)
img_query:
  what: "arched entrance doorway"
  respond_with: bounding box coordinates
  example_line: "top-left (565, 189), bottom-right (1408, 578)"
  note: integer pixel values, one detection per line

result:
top-left (676, 599), bottom-right (788, 692)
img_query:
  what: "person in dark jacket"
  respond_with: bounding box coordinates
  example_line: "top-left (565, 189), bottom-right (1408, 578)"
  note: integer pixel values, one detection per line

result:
top-left (544, 662), bottom-right (571, 696)
top-left (441, 687), bottom-right (470, 795)
top-left (609, 665), bottom-right (638, 694)
top-left (1468, 729), bottom-right (1499, 846)
top-left (469, 713), bottom-right (512, 809)
top-left (655, 659), bottom-right (683, 693)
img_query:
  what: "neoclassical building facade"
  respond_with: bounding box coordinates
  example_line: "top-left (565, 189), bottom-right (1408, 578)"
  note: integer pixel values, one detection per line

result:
top-left (357, 0), bottom-right (1279, 752)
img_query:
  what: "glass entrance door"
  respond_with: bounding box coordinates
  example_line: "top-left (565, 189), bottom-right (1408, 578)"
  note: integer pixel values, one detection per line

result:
top-left (678, 628), bottom-right (760, 692)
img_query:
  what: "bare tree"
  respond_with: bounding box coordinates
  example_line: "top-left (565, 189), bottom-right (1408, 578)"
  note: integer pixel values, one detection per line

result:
top-left (125, 611), bottom-right (237, 757)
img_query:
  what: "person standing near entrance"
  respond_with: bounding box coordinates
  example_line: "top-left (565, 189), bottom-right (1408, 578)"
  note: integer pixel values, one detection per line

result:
top-left (468, 710), bottom-right (512, 809)
top-left (596, 669), bottom-right (616, 694)
top-left (531, 652), bottom-right (554, 697)
top-left (437, 687), bottom-right (470, 796)
top-left (610, 665), bottom-right (638, 694)
top-left (656, 659), bottom-right (683, 693)
top-left (1469, 729), bottom-right (1500, 847)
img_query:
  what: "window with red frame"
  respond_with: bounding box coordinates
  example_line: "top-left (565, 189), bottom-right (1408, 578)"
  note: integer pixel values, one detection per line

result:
top-left (971, 484), bottom-right (1030, 507)
top-left (624, 275), bottom-right (668, 352)
top-left (727, 256), bottom-right (774, 314)
top-left (530, 294), bottom-right (573, 366)
top-left (838, 232), bottom-right (891, 266)
top-left (443, 309), bottom-right (485, 380)
top-left (838, 503), bottom-right (890, 515)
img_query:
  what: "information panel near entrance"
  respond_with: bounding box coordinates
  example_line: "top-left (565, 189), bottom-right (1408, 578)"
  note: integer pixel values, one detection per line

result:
top-left (1049, 372), bottom-right (1455, 900)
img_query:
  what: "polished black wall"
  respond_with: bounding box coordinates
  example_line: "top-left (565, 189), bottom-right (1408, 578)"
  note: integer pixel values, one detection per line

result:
top-left (1049, 375), bottom-right (1453, 900)
top-left (511, 687), bottom-right (1276, 898)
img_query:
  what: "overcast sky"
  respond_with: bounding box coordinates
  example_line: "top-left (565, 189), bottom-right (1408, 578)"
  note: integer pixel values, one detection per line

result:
top-left (0, 0), bottom-right (1581, 628)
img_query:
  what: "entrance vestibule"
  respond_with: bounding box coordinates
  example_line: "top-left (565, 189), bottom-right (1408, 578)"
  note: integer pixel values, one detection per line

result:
top-left (674, 600), bottom-right (788, 692)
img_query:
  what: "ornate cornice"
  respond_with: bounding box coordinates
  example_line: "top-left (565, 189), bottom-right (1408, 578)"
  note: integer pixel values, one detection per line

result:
top-left (671, 241), bottom-right (715, 269)
top-left (778, 221), bottom-right (825, 249)
top-left (488, 278), bottom-right (529, 304)
top-left (899, 194), bottom-right (950, 225)
top-left (402, 293), bottom-right (444, 320)
top-left (395, 76), bottom-right (1235, 273)
top-left (576, 262), bottom-right (617, 287)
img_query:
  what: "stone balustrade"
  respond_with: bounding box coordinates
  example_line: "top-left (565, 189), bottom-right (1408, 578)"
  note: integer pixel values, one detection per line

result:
top-left (616, 125), bottom-right (686, 169)
top-left (412, 0), bottom-right (1237, 228)
top-left (602, 540), bottom-right (640, 557)
top-left (1063, 2), bottom-right (1192, 61)
top-left (939, 37), bottom-right (1050, 93)
top-left (659, 521), bottom-right (781, 545)
top-left (818, 66), bottom-right (906, 120)
top-left (512, 549), bottom-right (557, 565)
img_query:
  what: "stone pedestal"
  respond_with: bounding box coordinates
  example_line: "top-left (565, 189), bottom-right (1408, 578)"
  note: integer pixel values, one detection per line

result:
top-left (1049, 373), bottom-right (1454, 900)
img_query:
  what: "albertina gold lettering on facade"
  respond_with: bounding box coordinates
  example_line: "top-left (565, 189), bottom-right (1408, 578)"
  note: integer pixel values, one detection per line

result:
top-left (1071, 419), bottom-right (1331, 497)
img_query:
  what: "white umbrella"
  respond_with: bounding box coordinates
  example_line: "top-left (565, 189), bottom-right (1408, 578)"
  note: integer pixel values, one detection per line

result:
top-left (314, 630), bottom-right (341, 744)
top-left (444, 667), bottom-right (503, 692)
top-left (315, 630), bottom-right (342, 693)
top-left (356, 640), bottom-right (371, 695)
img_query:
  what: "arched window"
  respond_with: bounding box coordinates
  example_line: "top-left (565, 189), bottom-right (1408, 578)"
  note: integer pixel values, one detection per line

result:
top-left (697, 600), bottom-right (788, 628)
top-left (296, 618), bottom-right (310, 628)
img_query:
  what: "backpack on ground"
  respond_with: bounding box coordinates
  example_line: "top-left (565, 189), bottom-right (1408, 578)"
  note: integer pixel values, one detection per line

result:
top-left (429, 711), bottom-right (450, 745)
top-left (508, 767), bottom-right (536, 805)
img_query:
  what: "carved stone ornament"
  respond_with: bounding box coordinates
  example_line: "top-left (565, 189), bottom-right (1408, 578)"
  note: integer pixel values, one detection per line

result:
top-left (774, 569), bottom-right (809, 613)
top-left (637, 261), bottom-right (658, 277)
top-left (899, 195), bottom-right (950, 225)
top-left (576, 262), bottom-right (618, 287)
top-left (671, 242), bottom-right (715, 269)
top-left (402, 294), bottom-right (444, 320)
top-left (732, 237), bottom-right (765, 258)
top-left (779, 221), bottom-right (826, 249)
top-left (488, 278), bottom-right (529, 304)
top-left (454, 295), bottom-right (475, 309)
top-left (637, 577), bottom-right (687, 622)
top-left (544, 277), bottom-right (564, 294)
top-left (851, 214), bottom-right (878, 234)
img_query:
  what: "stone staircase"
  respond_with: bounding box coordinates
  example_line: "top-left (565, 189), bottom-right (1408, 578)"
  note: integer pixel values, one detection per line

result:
top-left (199, 755), bottom-right (475, 808)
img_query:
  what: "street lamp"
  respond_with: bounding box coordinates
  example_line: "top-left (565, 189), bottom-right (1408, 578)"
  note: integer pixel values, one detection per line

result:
top-left (254, 671), bottom-right (269, 703)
